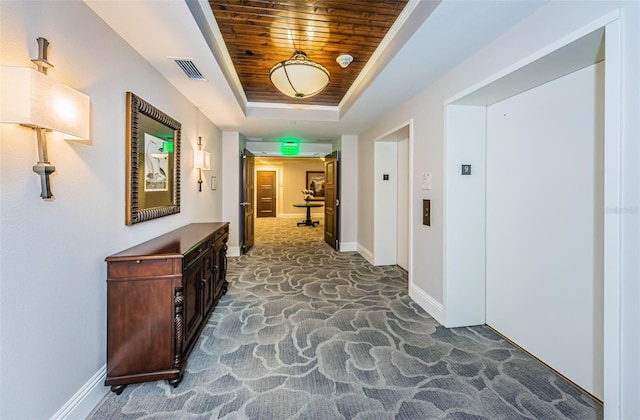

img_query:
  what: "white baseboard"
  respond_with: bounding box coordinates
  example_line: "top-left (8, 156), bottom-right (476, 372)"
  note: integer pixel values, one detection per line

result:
top-left (356, 244), bottom-right (374, 265)
top-left (409, 285), bottom-right (445, 325)
top-left (52, 365), bottom-right (108, 420)
top-left (339, 242), bottom-right (357, 252)
top-left (227, 246), bottom-right (241, 257)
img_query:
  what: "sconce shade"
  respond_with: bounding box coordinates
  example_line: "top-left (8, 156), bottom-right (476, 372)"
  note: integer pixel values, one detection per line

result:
top-left (0, 66), bottom-right (90, 140)
top-left (270, 52), bottom-right (330, 99)
top-left (194, 150), bottom-right (211, 170)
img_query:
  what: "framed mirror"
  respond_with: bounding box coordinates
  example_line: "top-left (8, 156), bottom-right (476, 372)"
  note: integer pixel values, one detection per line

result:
top-left (125, 92), bottom-right (181, 225)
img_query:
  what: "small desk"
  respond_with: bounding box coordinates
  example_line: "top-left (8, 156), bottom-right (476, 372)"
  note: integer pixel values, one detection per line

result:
top-left (293, 202), bottom-right (324, 227)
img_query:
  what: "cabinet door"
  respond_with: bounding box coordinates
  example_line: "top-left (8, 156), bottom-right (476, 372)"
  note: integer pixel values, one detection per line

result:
top-left (182, 262), bottom-right (204, 352)
top-left (214, 239), bottom-right (227, 300)
top-left (202, 243), bottom-right (216, 315)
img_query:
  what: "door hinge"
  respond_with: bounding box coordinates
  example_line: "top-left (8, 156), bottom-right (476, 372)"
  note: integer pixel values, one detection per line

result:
top-left (336, 199), bottom-right (340, 207)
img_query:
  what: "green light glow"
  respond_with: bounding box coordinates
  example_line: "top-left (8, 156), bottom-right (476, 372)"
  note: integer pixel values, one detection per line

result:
top-left (160, 141), bottom-right (174, 153)
top-left (281, 140), bottom-right (299, 156)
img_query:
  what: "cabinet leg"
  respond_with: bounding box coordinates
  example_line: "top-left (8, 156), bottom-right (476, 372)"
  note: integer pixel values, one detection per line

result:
top-left (168, 373), bottom-right (183, 388)
top-left (110, 385), bottom-right (126, 395)
top-left (222, 281), bottom-right (228, 295)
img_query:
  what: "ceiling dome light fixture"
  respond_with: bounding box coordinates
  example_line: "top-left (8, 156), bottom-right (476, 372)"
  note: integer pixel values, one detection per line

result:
top-left (269, 51), bottom-right (330, 99)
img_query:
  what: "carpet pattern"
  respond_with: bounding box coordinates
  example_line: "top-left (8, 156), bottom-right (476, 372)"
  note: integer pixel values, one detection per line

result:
top-left (89, 217), bottom-right (602, 419)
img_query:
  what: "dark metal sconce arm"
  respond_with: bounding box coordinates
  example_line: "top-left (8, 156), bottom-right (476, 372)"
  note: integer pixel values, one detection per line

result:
top-left (32, 127), bottom-right (55, 199)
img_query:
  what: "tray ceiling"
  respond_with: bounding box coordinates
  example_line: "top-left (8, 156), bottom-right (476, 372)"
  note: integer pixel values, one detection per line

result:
top-left (208, 0), bottom-right (409, 106)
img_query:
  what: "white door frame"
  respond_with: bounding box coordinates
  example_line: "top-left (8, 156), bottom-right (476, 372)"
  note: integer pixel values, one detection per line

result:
top-left (372, 120), bottom-right (414, 279)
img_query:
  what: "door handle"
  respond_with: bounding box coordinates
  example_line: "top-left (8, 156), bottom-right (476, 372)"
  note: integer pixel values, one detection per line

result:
top-left (240, 202), bottom-right (249, 206)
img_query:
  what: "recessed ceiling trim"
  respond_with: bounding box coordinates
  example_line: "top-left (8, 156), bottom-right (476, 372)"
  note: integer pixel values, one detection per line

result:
top-left (190, 0), bottom-right (418, 120)
top-left (186, 0), bottom-right (248, 109)
top-left (246, 102), bottom-right (339, 122)
top-left (339, 0), bottom-right (441, 117)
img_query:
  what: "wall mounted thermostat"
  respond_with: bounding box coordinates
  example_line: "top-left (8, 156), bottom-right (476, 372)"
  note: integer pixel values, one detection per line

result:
top-left (461, 164), bottom-right (472, 175)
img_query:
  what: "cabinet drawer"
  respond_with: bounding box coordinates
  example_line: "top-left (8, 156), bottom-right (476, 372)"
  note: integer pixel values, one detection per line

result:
top-left (183, 241), bottom-right (211, 269)
top-left (214, 225), bottom-right (229, 241)
top-left (108, 258), bottom-right (175, 279)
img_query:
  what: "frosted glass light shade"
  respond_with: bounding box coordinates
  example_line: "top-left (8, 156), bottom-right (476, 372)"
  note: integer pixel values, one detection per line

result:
top-left (194, 150), bottom-right (211, 170)
top-left (269, 52), bottom-right (330, 99)
top-left (0, 66), bottom-right (90, 140)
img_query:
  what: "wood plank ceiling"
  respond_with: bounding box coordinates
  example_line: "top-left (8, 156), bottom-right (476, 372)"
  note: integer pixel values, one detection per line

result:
top-left (209, 0), bottom-right (409, 106)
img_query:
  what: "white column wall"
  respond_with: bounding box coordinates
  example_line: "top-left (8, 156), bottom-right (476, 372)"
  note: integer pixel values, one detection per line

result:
top-left (396, 138), bottom-right (409, 270)
top-left (222, 131), bottom-right (241, 256)
top-left (444, 105), bottom-right (486, 328)
top-left (339, 134), bottom-right (358, 252)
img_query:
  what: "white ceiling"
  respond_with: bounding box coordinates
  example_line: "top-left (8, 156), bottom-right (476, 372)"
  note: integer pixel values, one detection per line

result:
top-left (85, 0), bottom-right (547, 143)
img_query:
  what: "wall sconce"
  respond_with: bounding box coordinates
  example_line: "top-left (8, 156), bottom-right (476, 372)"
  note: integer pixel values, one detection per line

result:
top-left (0, 37), bottom-right (90, 199)
top-left (194, 136), bottom-right (211, 192)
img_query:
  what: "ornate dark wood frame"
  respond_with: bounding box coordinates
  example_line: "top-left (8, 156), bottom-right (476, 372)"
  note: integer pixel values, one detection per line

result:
top-left (125, 92), bottom-right (181, 225)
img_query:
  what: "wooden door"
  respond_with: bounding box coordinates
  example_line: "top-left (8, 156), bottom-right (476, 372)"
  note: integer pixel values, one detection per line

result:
top-left (324, 151), bottom-right (339, 250)
top-left (257, 170), bottom-right (277, 217)
top-left (241, 149), bottom-right (254, 254)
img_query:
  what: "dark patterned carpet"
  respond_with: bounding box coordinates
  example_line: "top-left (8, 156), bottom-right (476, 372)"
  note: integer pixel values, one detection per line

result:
top-left (89, 217), bottom-right (602, 419)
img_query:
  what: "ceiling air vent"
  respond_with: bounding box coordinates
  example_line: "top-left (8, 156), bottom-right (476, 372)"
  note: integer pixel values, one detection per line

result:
top-left (173, 59), bottom-right (205, 81)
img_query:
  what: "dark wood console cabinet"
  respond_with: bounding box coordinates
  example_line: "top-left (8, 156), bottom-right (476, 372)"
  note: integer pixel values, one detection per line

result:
top-left (105, 222), bottom-right (229, 394)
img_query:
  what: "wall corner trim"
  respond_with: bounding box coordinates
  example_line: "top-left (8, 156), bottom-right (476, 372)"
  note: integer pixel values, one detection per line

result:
top-left (339, 242), bottom-right (357, 252)
top-left (51, 365), bottom-right (107, 420)
top-left (227, 246), bottom-right (241, 257)
top-left (409, 285), bottom-right (444, 325)
top-left (356, 244), bottom-right (374, 265)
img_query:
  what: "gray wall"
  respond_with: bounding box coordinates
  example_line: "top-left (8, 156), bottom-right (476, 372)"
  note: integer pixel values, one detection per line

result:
top-left (0, 2), bottom-right (222, 418)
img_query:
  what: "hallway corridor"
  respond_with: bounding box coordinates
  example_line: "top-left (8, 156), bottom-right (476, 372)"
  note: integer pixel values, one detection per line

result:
top-left (89, 218), bottom-right (601, 419)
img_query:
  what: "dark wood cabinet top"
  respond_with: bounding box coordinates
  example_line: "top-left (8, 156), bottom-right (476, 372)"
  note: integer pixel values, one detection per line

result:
top-left (106, 222), bottom-right (229, 262)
